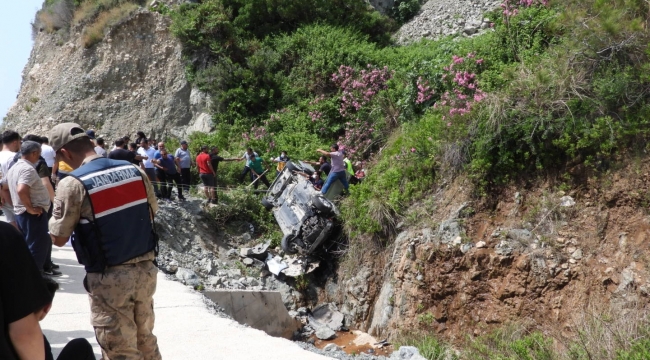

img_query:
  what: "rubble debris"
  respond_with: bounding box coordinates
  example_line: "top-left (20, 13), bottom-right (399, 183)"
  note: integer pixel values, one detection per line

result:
top-left (374, 339), bottom-right (390, 348)
top-left (267, 255), bottom-right (289, 276)
top-left (240, 248), bottom-right (254, 257)
top-left (164, 260), bottom-right (178, 274)
top-left (495, 240), bottom-right (514, 256)
top-left (282, 257), bottom-right (320, 277)
top-left (323, 343), bottom-right (342, 352)
top-left (560, 195), bottom-right (576, 207)
top-left (309, 303), bottom-right (345, 331)
top-left (175, 268), bottom-right (199, 287)
top-left (390, 346), bottom-right (426, 360)
top-left (249, 241), bottom-right (271, 260)
top-left (315, 327), bottom-right (336, 340)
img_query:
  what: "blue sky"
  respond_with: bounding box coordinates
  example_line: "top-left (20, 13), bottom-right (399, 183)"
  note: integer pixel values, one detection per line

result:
top-left (1, 1), bottom-right (43, 122)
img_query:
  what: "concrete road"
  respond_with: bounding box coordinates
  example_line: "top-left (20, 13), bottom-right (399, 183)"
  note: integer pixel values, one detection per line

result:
top-left (0, 214), bottom-right (330, 360)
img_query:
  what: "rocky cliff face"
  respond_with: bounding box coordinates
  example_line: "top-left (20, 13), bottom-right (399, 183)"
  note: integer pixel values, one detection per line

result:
top-left (328, 158), bottom-right (650, 342)
top-left (3, 9), bottom-right (212, 140)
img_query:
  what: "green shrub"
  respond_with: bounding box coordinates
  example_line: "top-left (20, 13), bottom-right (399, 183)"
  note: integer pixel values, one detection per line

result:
top-left (36, 0), bottom-right (74, 33)
top-left (465, 326), bottom-right (554, 360)
top-left (341, 111), bottom-right (442, 237)
top-left (390, 0), bottom-right (422, 25)
top-left (617, 338), bottom-right (650, 359)
top-left (203, 188), bottom-right (275, 232)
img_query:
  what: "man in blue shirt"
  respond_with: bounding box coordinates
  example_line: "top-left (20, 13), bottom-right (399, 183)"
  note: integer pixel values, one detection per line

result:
top-left (174, 140), bottom-right (192, 198)
top-left (154, 148), bottom-right (184, 201)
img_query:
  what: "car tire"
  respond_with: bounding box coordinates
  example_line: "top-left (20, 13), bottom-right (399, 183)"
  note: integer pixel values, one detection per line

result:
top-left (261, 198), bottom-right (273, 211)
top-left (281, 234), bottom-right (299, 255)
top-left (285, 161), bottom-right (300, 173)
top-left (312, 195), bottom-right (333, 216)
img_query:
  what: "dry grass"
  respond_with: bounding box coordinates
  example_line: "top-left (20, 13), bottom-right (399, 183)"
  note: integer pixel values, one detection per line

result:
top-left (81, 2), bottom-right (138, 48)
top-left (73, 0), bottom-right (144, 26)
top-left (367, 196), bottom-right (400, 237)
top-left (552, 303), bottom-right (650, 360)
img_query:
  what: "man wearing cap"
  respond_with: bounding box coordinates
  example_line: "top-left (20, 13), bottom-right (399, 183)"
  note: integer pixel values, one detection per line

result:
top-left (174, 140), bottom-right (192, 198)
top-left (85, 129), bottom-right (96, 146)
top-left (48, 123), bottom-right (162, 360)
top-left (317, 144), bottom-right (350, 195)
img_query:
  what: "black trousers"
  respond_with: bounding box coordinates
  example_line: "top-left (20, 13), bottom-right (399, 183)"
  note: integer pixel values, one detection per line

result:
top-left (180, 168), bottom-right (191, 194)
top-left (44, 204), bottom-right (53, 270)
top-left (238, 166), bottom-right (254, 183)
top-left (57, 338), bottom-right (95, 360)
top-left (156, 170), bottom-right (170, 198)
top-left (46, 337), bottom-right (95, 360)
top-left (169, 173), bottom-right (183, 198)
top-left (157, 170), bottom-right (183, 199)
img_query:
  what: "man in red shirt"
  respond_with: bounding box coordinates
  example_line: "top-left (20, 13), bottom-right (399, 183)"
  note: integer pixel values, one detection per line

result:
top-left (196, 145), bottom-right (216, 204)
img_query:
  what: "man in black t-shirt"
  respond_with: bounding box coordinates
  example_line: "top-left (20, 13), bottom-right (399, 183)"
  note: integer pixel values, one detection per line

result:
top-left (210, 147), bottom-right (238, 201)
top-left (0, 222), bottom-right (51, 360)
top-left (108, 139), bottom-right (146, 164)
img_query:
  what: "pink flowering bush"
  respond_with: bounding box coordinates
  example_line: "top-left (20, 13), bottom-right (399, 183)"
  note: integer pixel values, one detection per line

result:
top-left (433, 52), bottom-right (487, 123)
top-left (415, 77), bottom-right (435, 105)
top-left (331, 64), bottom-right (394, 156)
top-left (331, 65), bottom-right (393, 117)
top-left (501, 0), bottom-right (549, 19)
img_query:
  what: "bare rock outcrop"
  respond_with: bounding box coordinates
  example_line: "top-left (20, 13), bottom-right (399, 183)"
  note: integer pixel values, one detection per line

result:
top-left (395, 0), bottom-right (500, 44)
top-left (3, 9), bottom-right (212, 140)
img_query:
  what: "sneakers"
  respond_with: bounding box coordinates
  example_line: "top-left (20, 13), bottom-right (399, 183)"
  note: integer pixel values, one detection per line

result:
top-left (44, 268), bottom-right (62, 277)
top-left (50, 261), bottom-right (59, 270)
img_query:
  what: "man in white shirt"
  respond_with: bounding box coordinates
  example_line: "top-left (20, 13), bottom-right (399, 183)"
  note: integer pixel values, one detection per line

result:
top-left (0, 130), bottom-right (21, 229)
top-left (94, 138), bottom-right (107, 157)
top-left (40, 137), bottom-right (56, 172)
top-left (238, 147), bottom-right (258, 183)
top-left (138, 140), bottom-right (159, 197)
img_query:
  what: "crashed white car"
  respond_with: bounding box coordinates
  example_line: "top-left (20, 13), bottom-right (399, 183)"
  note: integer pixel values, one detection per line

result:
top-left (261, 161), bottom-right (343, 255)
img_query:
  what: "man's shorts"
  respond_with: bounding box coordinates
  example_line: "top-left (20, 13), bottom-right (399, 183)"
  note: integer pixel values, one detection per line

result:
top-left (1, 202), bottom-right (16, 223)
top-left (200, 173), bottom-right (215, 187)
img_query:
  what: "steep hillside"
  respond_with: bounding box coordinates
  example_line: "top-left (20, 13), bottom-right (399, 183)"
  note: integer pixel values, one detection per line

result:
top-left (5, 0), bottom-right (650, 358)
top-left (3, 9), bottom-right (212, 140)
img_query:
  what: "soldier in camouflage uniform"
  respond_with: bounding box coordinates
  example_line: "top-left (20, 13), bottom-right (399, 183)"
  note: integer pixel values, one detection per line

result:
top-left (48, 123), bottom-right (162, 360)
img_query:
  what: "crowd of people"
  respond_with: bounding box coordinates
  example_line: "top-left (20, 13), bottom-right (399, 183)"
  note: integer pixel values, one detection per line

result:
top-left (0, 123), bottom-right (367, 360)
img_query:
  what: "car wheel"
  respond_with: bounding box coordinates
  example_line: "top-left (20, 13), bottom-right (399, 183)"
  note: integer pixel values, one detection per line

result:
top-left (312, 195), bottom-right (333, 216)
top-left (281, 234), bottom-right (299, 255)
top-left (261, 198), bottom-right (273, 211)
top-left (285, 161), bottom-right (300, 173)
